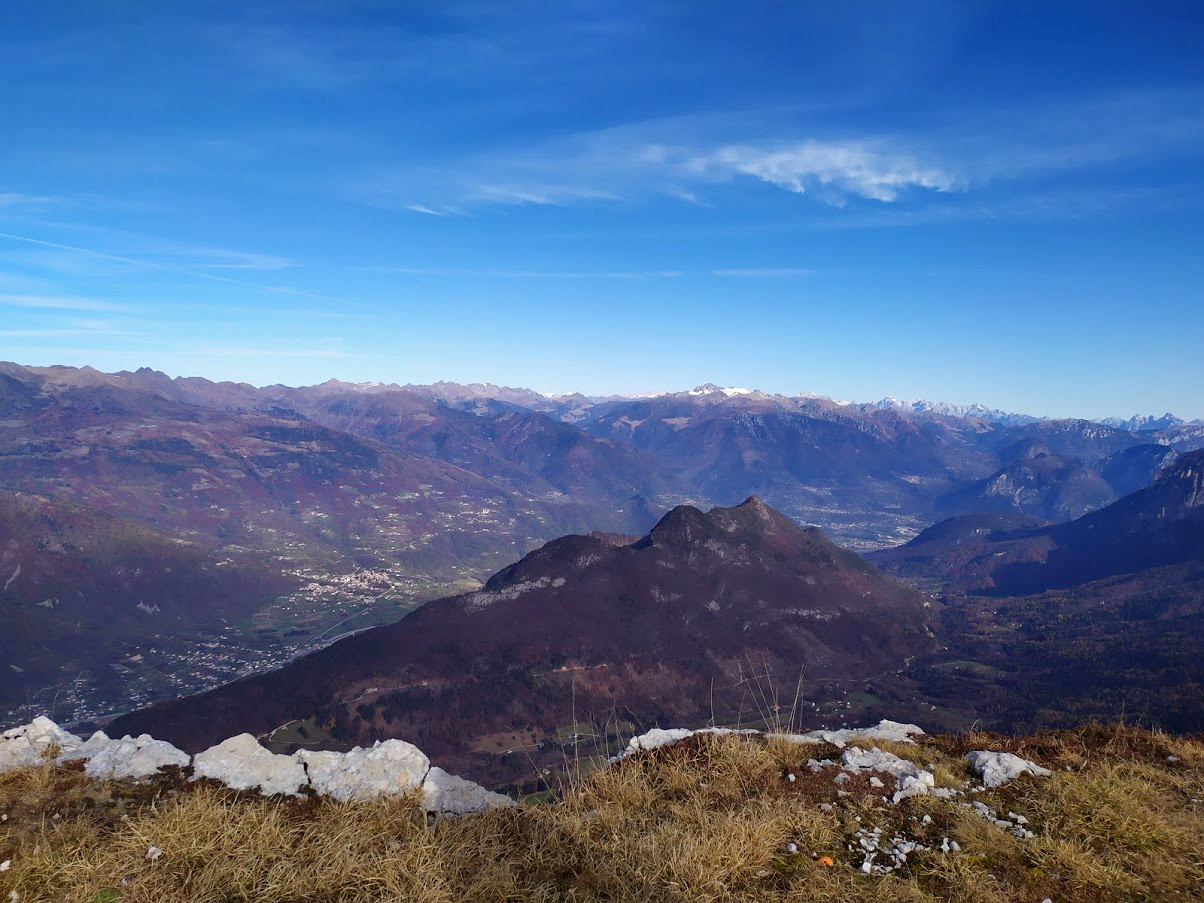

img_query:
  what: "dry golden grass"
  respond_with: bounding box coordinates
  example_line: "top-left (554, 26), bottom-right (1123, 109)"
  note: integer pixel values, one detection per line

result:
top-left (1, 725), bottom-right (1201, 902)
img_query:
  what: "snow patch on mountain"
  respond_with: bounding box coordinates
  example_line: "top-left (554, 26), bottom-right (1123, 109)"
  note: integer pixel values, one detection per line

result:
top-left (687, 383), bottom-right (753, 397)
top-left (1099, 413), bottom-right (1187, 431)
top-left (576, 384), bottom-right (1201, 430)
top-left (870, 397), bottom-right (1044, 426)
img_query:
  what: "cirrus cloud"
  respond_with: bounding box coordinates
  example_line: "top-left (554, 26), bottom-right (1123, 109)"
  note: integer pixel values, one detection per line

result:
top-left (684, 139), bottom-right (959, 202)
top-left (364, 124), bottom-right (963, 214)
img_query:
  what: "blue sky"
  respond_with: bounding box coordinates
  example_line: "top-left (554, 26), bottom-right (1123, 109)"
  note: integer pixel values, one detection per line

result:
top-left (2, 1), bottom-right (1203, 418)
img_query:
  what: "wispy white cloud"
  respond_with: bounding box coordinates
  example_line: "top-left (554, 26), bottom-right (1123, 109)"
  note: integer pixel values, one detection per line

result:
top-left (378, 266), bottom-right (683, 279)
top-left (953, 90), bottom-right (1204, 183)
top-left (0, 327), bottom-right (140, 338)
top-left (366, 137), bottom-right (959, 213)
top-left (468, 184), bottom-right (624, 206)
top-left (659, 185), bottom-right (710, 206)
top-left (0, 231), bottom-right (337, 302)
top-left (358, 110), bottom-right (965, 212)
top-left (0, 220), bottom-right (296, 273)
top-left (166, 300), bottom-right (362, 320)
top-left (179, 250), bottom-right (294, 271)
top-left (0, 271), bottom-right (52, 293)
top-left (406, 204), bottom-right (450, 216)
top-left (0, 292), bottom-right (127, 312)
top-left (0, 192), bottom-right (59, 209)
top-left (684, 140), bottom-right (958, 202)
top-left (712, 267), bottom-right (815, 277)
top-left (358, 88), bottom-right (1204, 218)
top-left (0, 247), bottom-right (139, 276)
top-left (185, 345), bottom-right (374, 360)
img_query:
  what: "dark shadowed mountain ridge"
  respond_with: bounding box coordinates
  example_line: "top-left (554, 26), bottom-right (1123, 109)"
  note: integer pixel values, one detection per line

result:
top-left (872, 449), bottom-right (1204, 596)
top-left (110, 496), bottom-right (936, 784)
top-left (869, 451), bottom-right (1204, 735)
top-left (935, 441), bottom-right (1176, 522)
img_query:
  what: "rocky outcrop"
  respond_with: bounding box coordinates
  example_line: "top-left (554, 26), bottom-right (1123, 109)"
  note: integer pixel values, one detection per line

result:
top-left (297, 740), bottom-right (430, 802)
top-left (71, 732), bottom-right (190, 780)
top-left (782, 720), bottom-right (926, 749)
top-left (621, 722), bottom-right (941, 805)
top-left (840, 746), bottom-right (937, 804)
top-left (621, 721), bottom-right (1055, 806)
top-left (192, 734), bottom-right (310, 796)
top-left (966, 750), bottom-right (1053, 787)
top-left (0, 718), bottom-right (514, 815)
top-left (624, 727), bottom-right (698, 754)
top-left (422, 766), bottom-right (516, 815)
top-left (620, 719), bottom-right (926, 760)
top-left (0, 716), bottom-right (82, 772)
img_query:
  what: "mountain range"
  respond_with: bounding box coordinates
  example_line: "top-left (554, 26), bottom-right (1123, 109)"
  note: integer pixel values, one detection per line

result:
top-left (868, 450), bottom-right (1204, 733)
top-left (870, 449), bottom-right (1204, 596)
top-left (110, 455), bottom-right (1204, 788)
top-left (869, 397), bottom-right (1201, 431)
top-left (3, 361), bottom-right (1203, 729)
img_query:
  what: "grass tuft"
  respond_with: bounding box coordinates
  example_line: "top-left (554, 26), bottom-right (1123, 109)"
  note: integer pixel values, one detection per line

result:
top-left (1, 725), bottom-right (1201, 901)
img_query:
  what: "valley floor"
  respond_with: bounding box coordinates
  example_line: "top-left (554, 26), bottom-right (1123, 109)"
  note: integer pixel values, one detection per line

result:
top-left (2, 724), bottom-right (1202, 902)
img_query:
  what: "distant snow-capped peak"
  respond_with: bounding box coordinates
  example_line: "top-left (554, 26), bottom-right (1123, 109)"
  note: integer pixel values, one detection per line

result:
top-left (687, 383), bottom-right (752, 397)
top-left (870, 397), bottom-right (1043, 426)
top-left (326, 376), bottom-right (1199, 429)
top-left (1098, 413), bottom-right (1185, 432)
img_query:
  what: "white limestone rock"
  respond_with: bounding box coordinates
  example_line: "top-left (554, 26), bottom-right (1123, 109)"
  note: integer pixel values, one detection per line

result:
top-left (626, 727), bottom-right (695, 753)
top-left (192, 734), bottom-right (308, 796)
top-left (0, 717), bottom-right (82, 774)
top-left (82, 734), bottom-right (189, 780)
top-left (57, 730), bottom-right (113, 765)
top-left (695, 727), bottom-right (760, 739)
top-left (609, 725), bottom-right (762, 764)
top-left (780, 720), bottom-right (926, 749)
top-left (420, 766), bottom-right (515, 816)
top-left (966, 750), bottom-right (1052, 788)
top-left (857, 720), bottom-right (926, 744)
top-left (841, 745), bottom-right (936, 804)
top-left (296, 740), bottom-right (430, 802)
top-left (614, 721), bottom-right (926, 763)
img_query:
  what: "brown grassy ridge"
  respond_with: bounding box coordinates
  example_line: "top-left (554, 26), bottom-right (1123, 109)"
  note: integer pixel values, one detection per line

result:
top-left (1, 725), bottom-right (1202, 902)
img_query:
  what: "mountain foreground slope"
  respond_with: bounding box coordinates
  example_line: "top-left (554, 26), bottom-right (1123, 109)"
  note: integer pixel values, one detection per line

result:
top-left (106, 457), bottom-right (1204, 784)
top-left (110, 497), bottom-right (936, 785)
top-left (3, 719), bottom-right (1202, 903)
